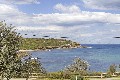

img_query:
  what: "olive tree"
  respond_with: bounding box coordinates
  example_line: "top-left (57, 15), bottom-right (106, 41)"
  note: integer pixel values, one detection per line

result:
top-left (0, 21), bottom-right (22, 80)
top-left (22, 56), bottom-right (46, 80)
top-left (64, 57), bottom-right (89, 75)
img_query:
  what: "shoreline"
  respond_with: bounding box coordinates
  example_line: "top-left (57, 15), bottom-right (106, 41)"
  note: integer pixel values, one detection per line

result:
top-left (19, 45), bottom-right (88, 52)
top-left (19, 50), bottom-right (35, 52)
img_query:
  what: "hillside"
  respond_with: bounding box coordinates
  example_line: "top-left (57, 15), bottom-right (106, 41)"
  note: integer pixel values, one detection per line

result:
top-left (20, 38), bottom-right (81, 50)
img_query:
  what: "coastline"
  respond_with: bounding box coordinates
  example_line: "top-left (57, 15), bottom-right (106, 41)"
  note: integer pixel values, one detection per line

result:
top-left (19, 50), bottom-right (35, 52)
top-left (19, 45), bottom-right (87, 52)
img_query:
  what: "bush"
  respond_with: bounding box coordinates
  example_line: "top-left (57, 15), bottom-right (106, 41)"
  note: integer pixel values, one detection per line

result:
top-left (105, 73), bottom-right (112, 78)
top-left (88, 72), bottom-right (102, 76)
top-left (70, 75), bottom-right (84, 80)
top-left (63, 73), bottom-right (71, 79)
top-left (47, 72), bottom-right (64, 79)
top-left (47, 71), bottom-right (72, 79)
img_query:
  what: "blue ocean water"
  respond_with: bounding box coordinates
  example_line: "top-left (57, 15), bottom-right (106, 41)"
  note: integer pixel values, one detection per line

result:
top-left (30, 44), bottom-right (120, 72)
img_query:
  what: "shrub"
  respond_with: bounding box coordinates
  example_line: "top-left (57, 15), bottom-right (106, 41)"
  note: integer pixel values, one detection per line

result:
top-left (63, 73), bottom-right (71, 79)
top-left (46, 71), bottom-right (72, 79)
top-left (70, 75), bottom-right (84, 80)
top-left (105, 73), bottom-right (112, 78)
top-left (88, 72), bottom-right (102, 76)
top-left (47, 72), bottom-right (64, 79)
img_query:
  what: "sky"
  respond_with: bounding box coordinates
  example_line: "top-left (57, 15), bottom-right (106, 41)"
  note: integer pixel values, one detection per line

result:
top-left (0, 0), bottom-right (120, 44)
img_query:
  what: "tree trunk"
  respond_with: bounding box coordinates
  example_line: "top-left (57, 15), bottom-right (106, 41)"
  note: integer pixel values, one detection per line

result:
top-left (26, 77), bottom-right (28, 80)
top-left (7, 78), bottom-right (9, 80)
top-left (26, 73), bottom-right (29, 80)
top-left (1, 73), bottom-right (4, 80)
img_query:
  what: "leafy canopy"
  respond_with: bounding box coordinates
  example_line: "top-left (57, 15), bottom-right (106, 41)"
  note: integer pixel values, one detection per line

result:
top-left (0, 21), bottom-right (22, 80)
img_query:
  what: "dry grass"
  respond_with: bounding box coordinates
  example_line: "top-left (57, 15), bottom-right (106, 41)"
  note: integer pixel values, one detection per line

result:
top-left (3, 77), bottom-right (120, 80)
top-left (89, 77), bottom-right (120, 80)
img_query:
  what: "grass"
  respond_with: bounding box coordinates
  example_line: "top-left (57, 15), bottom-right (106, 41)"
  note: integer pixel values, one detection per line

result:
top-left (0, 77), bottom-right (120, 80)
top-left (7, 77), bottom-right (120, 80)
top-left (89, 77), bottom-right (120, 80)
top-left (34, 77), bottom-right (120, 80)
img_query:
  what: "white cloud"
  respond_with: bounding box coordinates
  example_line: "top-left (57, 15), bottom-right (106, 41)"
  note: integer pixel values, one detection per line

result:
top-left (54, 3), bottom-right (81, 13)
top-left (0, 4), bottom-right (34, 26)
top-left (0, 0), bottom-right (40, 4)
top-left (15, 26), bottom-right (64, 31)
top-left (32, 12), bottom-right (120, 26)
top-left (0, 3), bottom-right (120, 43)
top-left (82, 0), bottom-right (120, 10)
top-left (0, 4), bottom-right (20, 15)
top-left (1, 3), bottom-right (120, 29)
top-left (80, 33), bottom-right (94, 37)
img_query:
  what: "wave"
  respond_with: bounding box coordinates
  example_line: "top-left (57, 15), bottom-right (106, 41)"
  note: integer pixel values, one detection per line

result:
top-left (87, 46), bottom-right (92, 48)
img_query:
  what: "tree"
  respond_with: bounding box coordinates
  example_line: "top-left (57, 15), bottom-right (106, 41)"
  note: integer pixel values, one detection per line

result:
top-left (22, 56), bottom-right (46, 80)
top-left (64, 57), bottom-right (89, 75)
top-left (0, 21), bottom-right (22, 80)
top-left (108, 64), bottom-right (116, 75)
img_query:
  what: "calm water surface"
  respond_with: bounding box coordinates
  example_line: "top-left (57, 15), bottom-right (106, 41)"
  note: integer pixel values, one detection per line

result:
top-left (30, 44), bottom-right (120, 72)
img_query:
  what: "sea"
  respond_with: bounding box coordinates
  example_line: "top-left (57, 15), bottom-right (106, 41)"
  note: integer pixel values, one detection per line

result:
top-left (30, 44), bottom-right (120, 72)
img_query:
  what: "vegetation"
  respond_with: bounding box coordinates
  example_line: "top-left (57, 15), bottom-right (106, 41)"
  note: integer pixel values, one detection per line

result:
top-left (107, 64), bottom-right (116, 76)
top-left (70, 75), bottom-right (84, 80)
top-left (0, 21), bottom-right (47, 80)
top-left (21, 56), bottom-right (46, 80)
top-left (20, 38), bottom-right (81, 50)
top-left (47, 71), bottom-right (65, 79)
top-left (0, 21), bottom-right (22, 80)
top-left (1, 21), bottom-right (120, 80)
top-left (0, 21), bottom-right (85, 80)
top-left (64, 57), bottom-right (89, 76)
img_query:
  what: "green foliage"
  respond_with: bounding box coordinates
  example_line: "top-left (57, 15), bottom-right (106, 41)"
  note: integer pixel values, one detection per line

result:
top-left (105, 73), bottom-right (112, 78)
top-left (46, 71), bottom-right (90, 79)
top-left (21, 56), bottom-right (46, 79)
top-left (0, 21), bottom-right (22, 80)
top-left (87, 72), bottom-right (102, 76)
top-left (64, 57), bottom-right (89, 75)
top-left (20, 38), bottom-right (80, 50)
top-left (108, 64), bottom-right (116, 75)
top-left (63, 72), bottom-right (71, 79)
top-left (47, 72), bottom-right (64, 79)
top-left (70, 75), bottom-right (89, 80)
top-left (23, 56), bottom-right (46, 73)
top-left (46, 71), bottom-right (72, 79)
top-left (70, 75), bottom-right (83, 80)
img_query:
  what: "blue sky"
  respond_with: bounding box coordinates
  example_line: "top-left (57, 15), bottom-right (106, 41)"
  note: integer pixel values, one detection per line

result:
top-left (0, 0), bottom-right (120, 44)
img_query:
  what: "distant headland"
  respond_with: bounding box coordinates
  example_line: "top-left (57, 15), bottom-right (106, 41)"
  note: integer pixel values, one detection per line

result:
top-left (20, 38), bottom-right (86, 51)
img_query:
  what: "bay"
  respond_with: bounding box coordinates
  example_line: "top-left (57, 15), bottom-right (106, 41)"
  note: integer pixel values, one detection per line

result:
top-left (30, 44), bottom-right (120, 72)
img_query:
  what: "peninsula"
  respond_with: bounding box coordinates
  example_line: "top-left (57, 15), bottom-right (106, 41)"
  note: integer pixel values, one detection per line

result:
top-left (20, 38), bottom-right (83, 50)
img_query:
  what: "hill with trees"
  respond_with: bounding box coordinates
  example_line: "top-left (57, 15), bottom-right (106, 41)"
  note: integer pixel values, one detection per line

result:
top-left (20, 38), bottom-right (81, 50)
